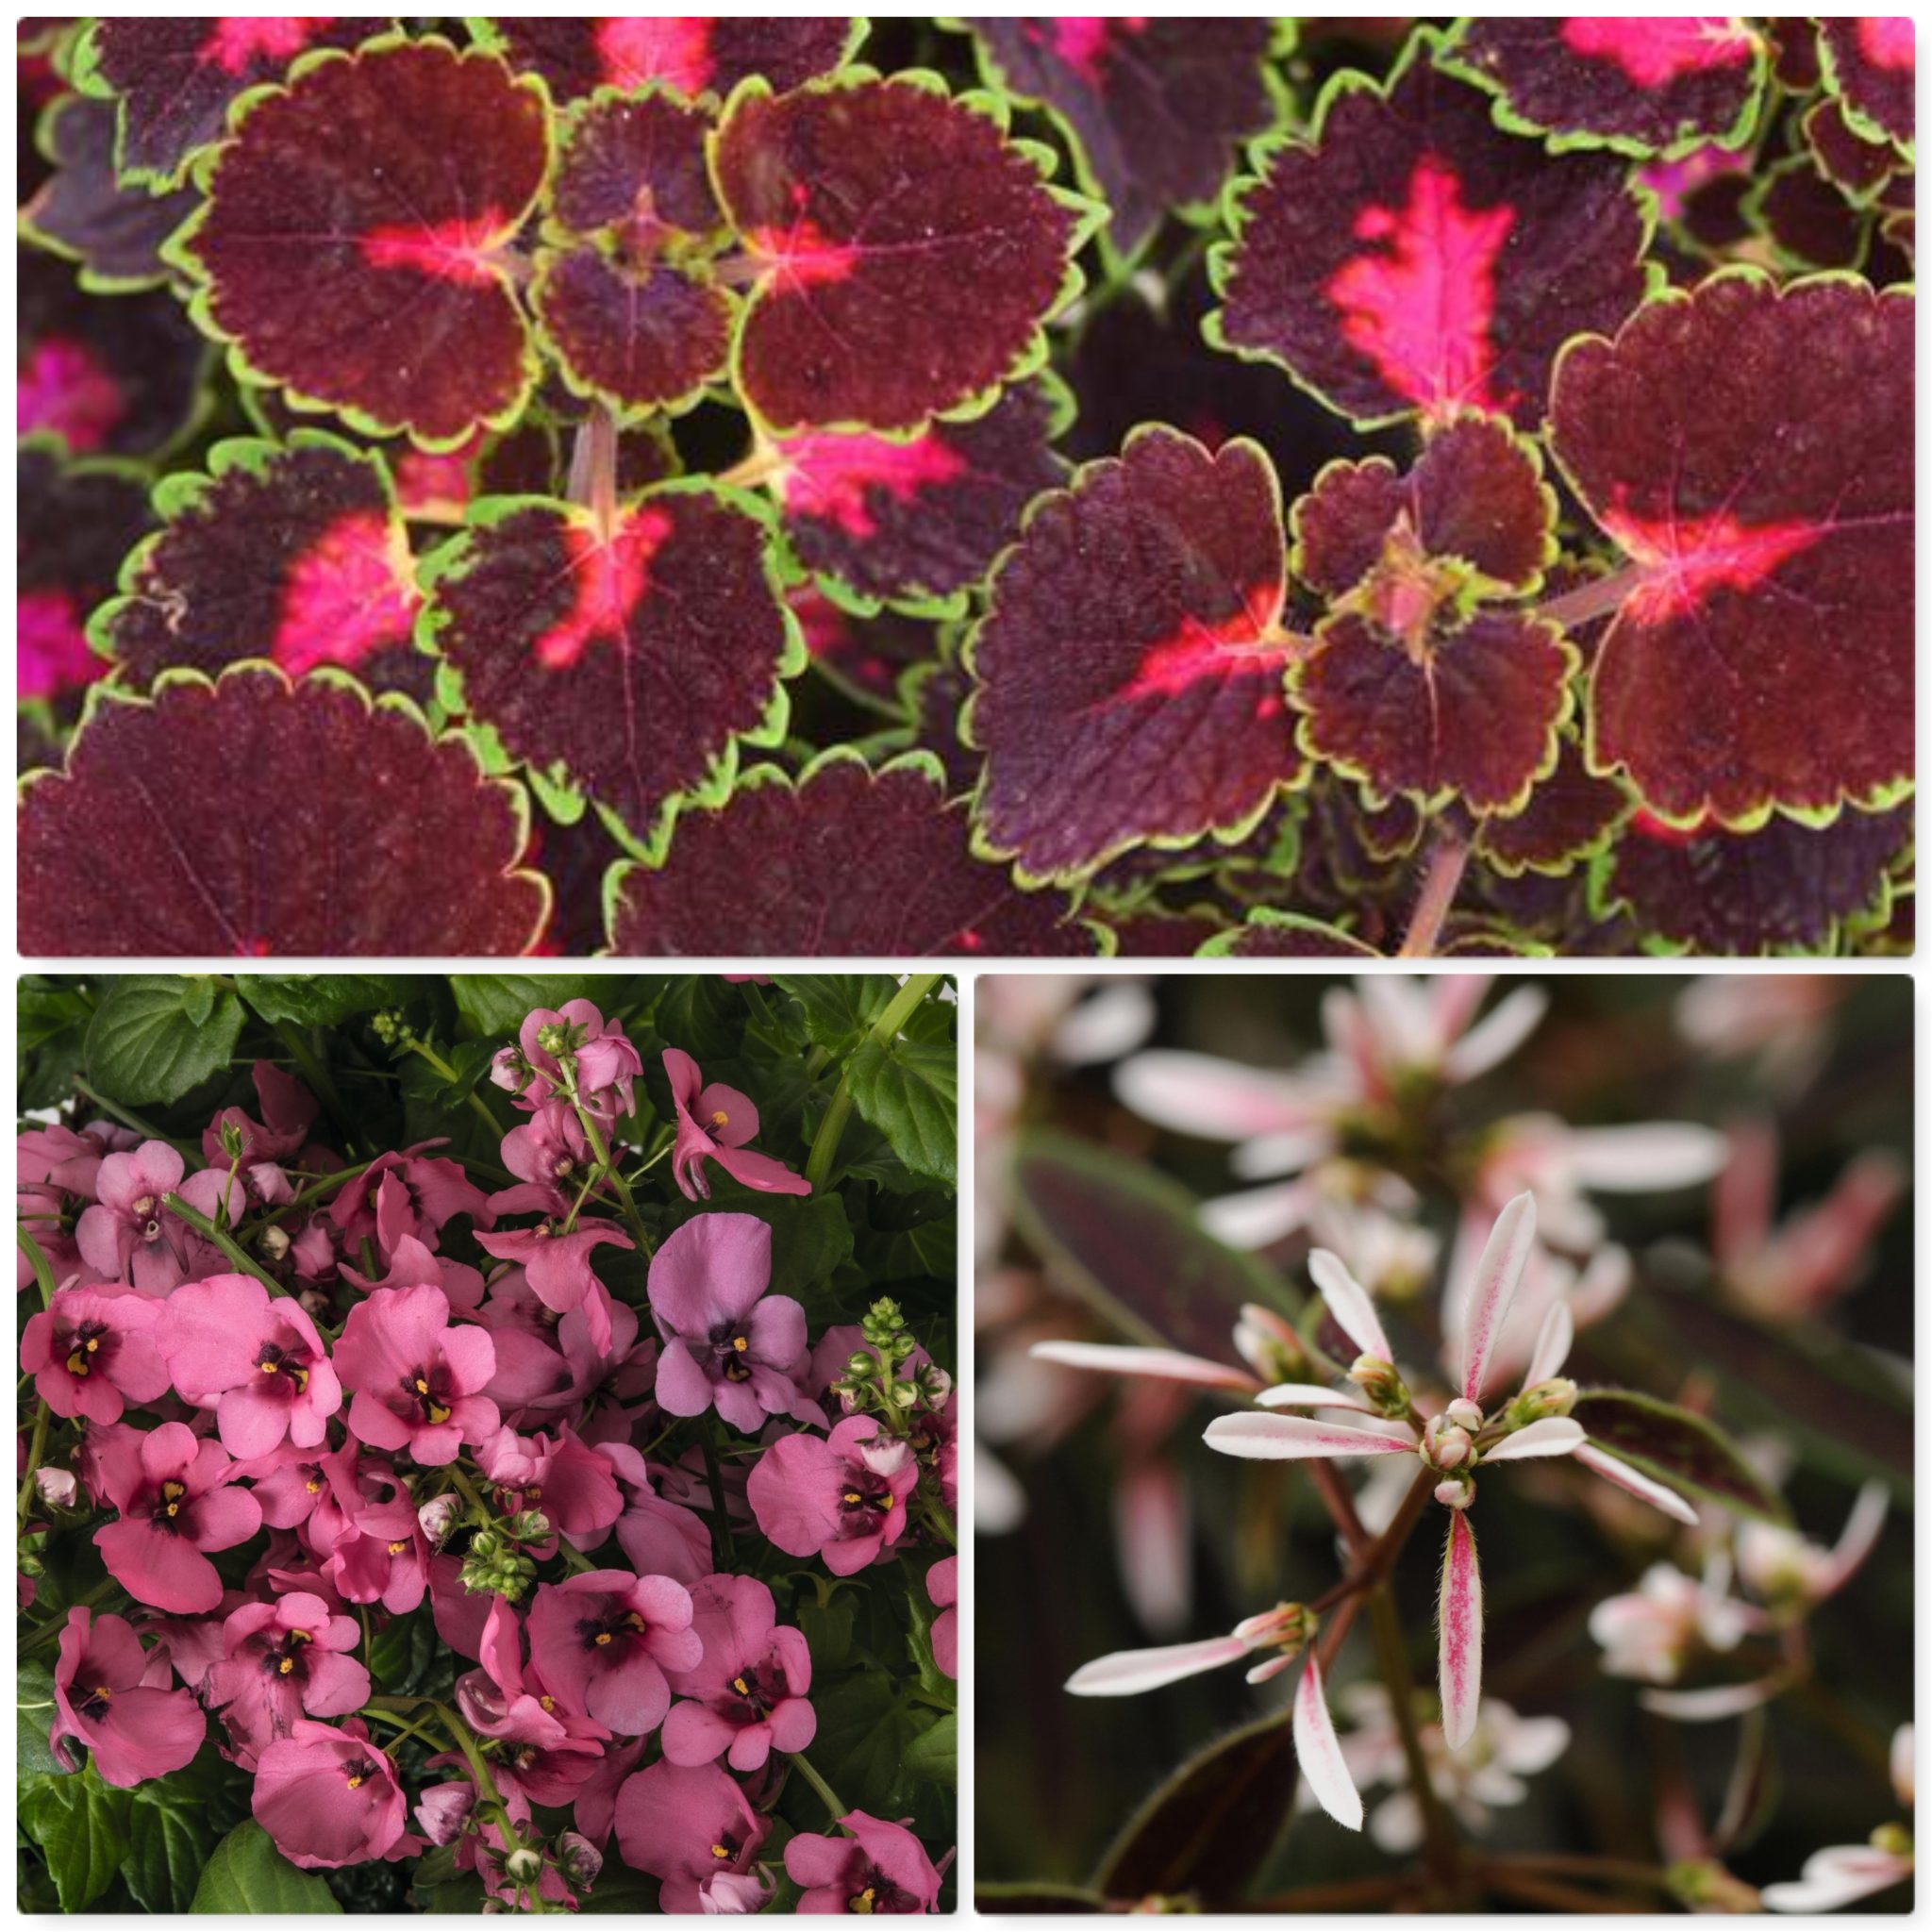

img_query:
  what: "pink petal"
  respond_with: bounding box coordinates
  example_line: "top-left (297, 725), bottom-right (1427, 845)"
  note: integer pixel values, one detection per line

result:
top-left (1307, 1251), bottom-right (1391, 1362)
top-left (1459, 1191), bottom-right (1536, 1402)
top-left (1253, 1382), bottom-right (1373, 1412)
top-left (1293, 1655), bottom-right (1363, 1831)
top-left (1572, 1443), bottom-right (1698, 1524)
top-left (1111, 1052), bottom-right (1324, 1141)
top-left (1479, 1418), bottom-right (1585, 1462)
top-left (1522, 1301), bottom-right (1574, 1390)
top-left (1065, 1635), bottom-right (1250, 1696)
top-left (1562, 1123), bottom-right (1730, 1191)
top-left (1204, 1413), bottom-right (1415, 1460)
top-left (1438, 1511), bottom-right (1483, 1752)
top-left (1441, 987), bottom-right (1547, 1084)
top-left (1028, 1341), bottom-right (1259, 1392)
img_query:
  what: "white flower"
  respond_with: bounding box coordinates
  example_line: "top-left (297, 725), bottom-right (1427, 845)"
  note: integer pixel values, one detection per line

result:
top-left (1735, 1482), bottom-right (1890, 1609)
top-left (1588, 1558), bottom-right (1752, 1685)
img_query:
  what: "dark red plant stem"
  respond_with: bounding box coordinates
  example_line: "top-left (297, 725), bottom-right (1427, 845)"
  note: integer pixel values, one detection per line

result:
top-left (1533, 560), bottom-right (1643, 633)
top-left (1398, 832), bottom-right (1470, 958)
top-left (569, 403), bottom-right (621, 540)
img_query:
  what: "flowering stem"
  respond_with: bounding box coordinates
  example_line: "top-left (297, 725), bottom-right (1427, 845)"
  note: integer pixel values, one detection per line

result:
top-left (403, 1039), bottom-right (507, 1143)
top-left (16, 1401), bottom-right (50, 1536)
top-left (570, 1099), bottom-right (653, 1258)
top-left (360, 1702), bottom-right (444, 1753)
top-left (1490, 1852), bottom-right (1676, 1894)
top-left (805, 974), bottom-right (943, 1190)
top-left (446, 1462), bottom-right (491, 1523)
top-left (1306, 1461), bottom-right (1371, 1559)
top-left (1312, 1463), bottom-right (1433, 1615)
top-left (429, 1700), bottom-right (552, 1914)
top-left (161, 1192), bottom-right (290, 1297)
top-left (1366, 1581), bottom-right (1460, 1893)
top-left (1397, 832), bottom-right (1470, 959)
top-left (787, 1750), bottom-right (849, 1824)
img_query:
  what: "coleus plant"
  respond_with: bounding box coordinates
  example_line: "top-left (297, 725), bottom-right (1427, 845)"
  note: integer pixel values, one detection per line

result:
top-left (17, 971), bottom-right (958, 1912)
top-left (15, 17), bottom-right (1915, 957)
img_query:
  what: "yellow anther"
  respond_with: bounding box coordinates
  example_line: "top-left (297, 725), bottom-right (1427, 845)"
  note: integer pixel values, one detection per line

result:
top-left (84, 1337), bottom-right (99, 1354)
top-left (708, 1109), bottom-right (730, 1130)
top-left (346, 1774), bottom-right (363, 1790)
top-left (731, 1336), bottom-right (749, 1353)
top-left (710, 1844), bottom-right (732, 1861)
top-left (426, 1400), bottom-right (452, 1424)
top-left (161, 1480), bottom-right (186, 1502)
top-left (539, 1695), bottom-right (555, 1712)
top-left (851, 1887), bottom-right (877, 1914)
top-left (841, 1491), bottom-right (863, 1507)
top-left (414, 1378), bottom-right (430, 1394)
top-left (66, 1350), bottom-right (90, 1377)
top-left (732, 1675), bottom-right (751, 1697)
top-left (305, 1478), bottom-right (322, 1494)
top-left (388, 1540), bottom-right (408, 1556)
top-left (593, 1631), bottom-right (613, 1646)
top-left (277, 1657), bottom-right (295, 1675)
top-left (92, 1685), bottom-right (111, 1701)
top-left (289, 1629), bottom-right (311, 1646)
top-left (261, 1358), bottom-right (278, 1374)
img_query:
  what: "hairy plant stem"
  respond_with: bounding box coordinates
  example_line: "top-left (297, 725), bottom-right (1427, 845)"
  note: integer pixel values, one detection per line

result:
top-left (804, 974), bottom-right (943, 1189)
top-left (787, 1750), bottom-right (850, 1824)
top-left (570, 405), bottom-right (620, 540)
top-left (162, 1191), bottom-right (289, 1296)
top-left (1533, 561), bottom-right (1642, 633)
top-left (1398, 832), bottom-right (1471, 958)
top-left (1367, 1581), bottom-right (1461, 1895)
top-left (17, 1401), bottom-right (50, 1535)
top-left (1310, 1462), bottom-right (1433, 1617)
top-left (1307, 1461), bottom-right (1370, 1558)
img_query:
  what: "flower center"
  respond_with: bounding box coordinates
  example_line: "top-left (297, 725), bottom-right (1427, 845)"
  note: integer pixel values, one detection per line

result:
top-left (708, 1108), bottom-right (730, 1130)
top-left (709, 1323), bottom-right (757, 1381)
top-left (77, 1684), bottom-right (113, 1720)
top-left (257, 1340), bottom-right (311, 1392)
top-left (731, 1670), bottom-right (774, 1719)
top-left (710, 1839), bottom-right (737, 1861)
top-left (63, 1321), bottom-right (108, 1378)
top-left (582, 1607), bottom-right (648, 1652)
top-left (153, 1478), bottom-right (188, 1528)
top-left (839, 1475), bottom-right (891, 1523)
top-left (343, 1756), bottom-right (377, 1791)
top-left (400, 1367), bottom-right (454, 1425)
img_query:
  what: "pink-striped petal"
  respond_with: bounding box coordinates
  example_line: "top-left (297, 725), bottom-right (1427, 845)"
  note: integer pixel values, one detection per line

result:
top-left (1458, 1191), bottom-right (1537, 1401)
top-left (1293, 1654), bottom-right (1364, 1831)
top-left (1480, 1417), bottom-right (1585, 1462)
top-left (1066, 1634), bottom-right (1250, 1696)
top-left (1029, 1340), bottom-right (1260, 1392)
top-left (1112, 1052), bottom-right (1324, 1141)
top-left (1254, 1381), bottom-right (1374, 1412)
top-left (1307, 1249), bottom-right (1391, 1363)
top-left (1572, 1442), bottom-right (1698, 1525)
top-left (1244, 1651), bottom-right (1295, 1685)
top-left (1439, 1511), bottom-right (1484, 1751)
top-left (1204, 1412), bottom-right (1417, 1460)
top-left (1522, 1301), bottom-right (1574, 1391)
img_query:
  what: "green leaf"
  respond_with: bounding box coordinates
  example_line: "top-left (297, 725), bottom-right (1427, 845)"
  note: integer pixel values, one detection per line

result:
top-left (191, 1820), bottom-right (342, 1913)
top-left (1009, 1130), bottom-right (1292, 1362)
top-left (809, 1672), bottom-right (930, 1820)
top-left (17, 1657), bottom-right (62, 1780)
top-left (234, 974), bottom-right (410, 1027)
top-left (648, 975), bottom-right (744, 1062)
top-left (20, 1767), bottom-right (133, 1912)
top-left (125, 1786), bottom-right (215, 1914)
top-left (451, 974), bottom-right (603, 1039)
top-left (1571, 1391), bottom-right (1790, 1523)
top-left (366, 1607), bottom-right (437, 1694)
top-left (902, 1711), bottom-right (958, 1787)
top-left (18, 983), bottom-right (92, 1111)
top-left (846, 1038), bottom-right (957, 1186)
top-left (1094, 1710), bottom-right (1299, 1907)
top-left (771, 974), bottom-right (893, 1054)
top-left (85, 975), bottom-right (243, 1106)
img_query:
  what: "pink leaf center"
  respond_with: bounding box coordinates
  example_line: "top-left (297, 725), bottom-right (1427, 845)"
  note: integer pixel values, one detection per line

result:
top-left (1561, 17), bottom-right (1756, 86)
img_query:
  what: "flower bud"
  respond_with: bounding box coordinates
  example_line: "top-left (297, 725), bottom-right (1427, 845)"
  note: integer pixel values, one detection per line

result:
top-left (1422, 1414), bottom-right (1473, 1470)
top-left (1507, 1377), bottom-right (1577, 1425)
top-left (18, 1551), bottom-right (44, 1578)
top-left (556, 1832), bottom-right (603, 1890)
top-left (469, 1529), bottom-right (502, 1559)
top-left (1347, 1353), bottom-right (1410, 1416)
top-left (1443, 1397), bottom-right (1485, 1432)
top-left (536, 1023), bottom-right (573, 1058)
top-left (1871, 1824), bottom-right (1913, 1860)
top-left (921, 1365), bottom-right (953, 1405)
top-left (1666, 1858), bottom-right (1760, 1913)
top-left (258, 1224), bottom-right (292, 1262)
top-left (1233, 1601), bottom-right (1318, 1657)
top-left (846, 1351), bottom-right (878, 1378)
top-left (891, 1381), bottom-right (920, 1409)
top-left (219, 1119), bottom-right (247, 1160)
top-left (34, 1467), bottom-right (77, 1510)
top-left (490, 1045), bottom-right (532, 1094)
top-left (507, 1509), bottom-right (552, 1542)
top-left (1232, 1303), bottom-right (1309, 1384)
top-left (418, 1493), bottom-right (460, 1547)
top-left (505, 1847), bottom-right (544, 1885)
top-left (1434, 1474), bottom-right (1475, 1510)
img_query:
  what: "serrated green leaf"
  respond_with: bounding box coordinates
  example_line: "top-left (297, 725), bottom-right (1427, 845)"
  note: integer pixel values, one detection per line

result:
top-left (125, 1785), bottom-right (215, 1914)
top-left (18, 1657), bottom-right (62, 1780)
top-left (85, 975), bottom-right (243, 1106)
top-left (772, 974), bottom-right (894, 1053)
top-left (18, 984), bottom-right (92, 1111)
top-left (20, 1768), bottom-right (132, 1912)
top-left (451, 974), bottom-right (603, 1040)
top-left (846, 1038), bottom-right (957, 1186)
top-left (902, 1711), bottom-right (958, 1787)
top-left (234, 974), bottom-right (411, 1027)
top-left (191, 1820), bottom-right (342, 1913)
top-left (1571, 1390), bottom-right (1790, 1522)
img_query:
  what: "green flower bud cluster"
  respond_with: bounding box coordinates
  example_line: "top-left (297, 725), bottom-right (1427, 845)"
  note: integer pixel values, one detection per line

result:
top-left (1347, 1352), bottom-right (1412, 1418)
top-left (460, 1527), bottom-right (538, 1601)
top-left (218, 1119), bottom-right (247, 1160)
top-left (370, 1008), bottom-right (419, 1050)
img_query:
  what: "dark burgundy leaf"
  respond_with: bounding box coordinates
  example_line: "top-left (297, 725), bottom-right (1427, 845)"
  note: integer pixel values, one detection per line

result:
top-left (1818, 17), bottom-right (1914, 156)
top-left (421, 486), bottom-right (798, 848)
top-left (1201, 911), bottom-right (1383, 958)
top-left (1475, 731), bottom-right (1632, 876)
top-left (1210, 41), bottom-right (1653, 427)
top-left (18, 668), bottom-right (548, 956)
top-left (97, 435), bottom-right (424, 691)
top-left (1102, 905), bottom-right (1234, 958)
top-left (771, 376), bottom-right (1069, 610)
top-left (967, 17), bottom-right (1284, 258)
top-left (20, 250), bottom-right (208, 457)
top-left (181, 39), bottom-right (551, 444)
top-left (1445, 18), bottom-right (1769, 157)
top-left (1569, 1390), bottom-right (1788, 1521)
top-left (906, 656), bottom-right (980, 795)
top-left (712, 73), bottom-right (1088, 432)
top-left (969, 426), bottom-right (1305, 883)
top-left (475, 17), bottom-right (858, 104)
top-left (21, 96), bottom-right (200, 286)
top-left (1598, 805), bottom-right (1911, 954)
top-left (19, 444), bottom-right (155, 705)
top-left (1803, 97), bottom-right (1903, 203)
top-left (533, 92), bottom-right (734, 417)
top-left (1756, 156), bottom-right (1872, 270)
top-left (74, 16), bottom-right (378, 186)
top-left (606, 756), bottom-right (1098, 957)
top-left (528, 807), bottom-right (626, 958)
top-left (1550, 272), bottom-right (1912, 824)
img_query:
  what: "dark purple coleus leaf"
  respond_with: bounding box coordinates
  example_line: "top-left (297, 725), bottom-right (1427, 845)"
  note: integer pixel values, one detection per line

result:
top-left (1818, 17), bottom-right (1914, 157)
top-left (74, 16), bottom-right (380, 187)
top-left (1597, 805), bottom-right (1912, 955)
top-left (712, 73), bottom-right (1089, 432)
top-left (19, 251), bottom-right (208, 458)
top-left (1200, 912), bottom-right (1383, 958)
top-left (21, 97), bottom-right (201, 287)
top-left (1444, 18), bottom-right (1769, 158)
top-left (1750, 154), bottom-right (1870, 271)
top-left (1474, 731), bottom-right (1633, 877)
top-left (19, 445), bottom-right (155, 706)
top-left (968, 426), bottom-right (1306, 883)
top-left (1550, 272), bottom-right (1912, 825)
top-left (533, 92), bottom-right (734, 418)
top-left (1803, 97), bottom-right (1904, 203)
top-left (96, 435), bottom-right (424, 691)
top-left (1209, 41), bottom-right (1654, 428)
top-left (475, 17), bottom-right (858, 103)
top-left (421, 485), bottom-right (798, 849)
top-left (770, 376), bottom-right (1069, 611)
top-left (966, 17), bottom-right (1284, 259)
top-left (180, 39), bottom-right (551, 445)
top-left (606, 755), bottom-right (1099, 956)
top-left (1291, 416), bottom-right (1574, 813)
top-left (18, 668), bottom-right (548, 956)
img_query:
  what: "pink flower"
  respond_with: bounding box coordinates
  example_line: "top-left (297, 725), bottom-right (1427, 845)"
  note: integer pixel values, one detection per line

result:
top-left (662, 1049), bottom-right (810, 1203)
top-left (925, 1558), bottom-right (958, 1679)
top-left (476, 1423), bottom-right (624, 1545)
top-left (491, 1098), bottom-right (592, 1218)
top-left (475, 1219), bottom-right (629, 1356)
top-left (158, 1273), bottom-right (341, 1457)
top-left (201, 1060), bottom-right (318, 1168)
top-left (648, 1214), bottom-right (812, 1432)
top-left (207, 1590), bottom-right (369, 1768)
top-left (75, 1141), bottom-right (194, 1291)
top-left (454, 1598), bottom-right (608, 1806)
top-left (340, 1232), bottom-right (485, 1312)
top-left (92, 1420), bottom-right (262, 1613)
top-left (746, 1416), bottom-right (917, 1575)
top-left (49, 1607), bottom-right (205, 1787)
top-left (785, 1812), bottom-right (943, 1914)
top-left (322, 1454), bottom-right (431, 1614)
top-left (328, 1144), bottom-right (493, 1257)
top-left (334, 1283), bottom-right (499, 1465)
top-left (526, 1570), bottom-right (702, 1734)
top-left (613, 1759), bottom-right (771, 1913)
top-left (20, 1285), bottom-right (169, 1423)
top-left (252, 1717), bottom-right (408, 1868)
top-left (661, 1573), bottom-right (816, 1771)
top-left (517, 1000), bottom-right (643, 1122)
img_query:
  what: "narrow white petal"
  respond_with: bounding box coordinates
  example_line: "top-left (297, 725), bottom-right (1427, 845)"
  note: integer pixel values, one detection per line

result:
top-left (1051, 982), bottom-right (1157, 1065)
top-left (1439, 1512), bottom-right (1484, 1751)
top-left (1357, 975), bottom-right (1437, 1069)
top-left (1562, 1123), bottom-right (1731, 1191)
top-left (1442, 986), bottom-right (1548, 1085)
top-left (1824, 1480), bottom-right (1891, 1596)
top-left (1230, 1126), bottom-right (1338, 1180)
top-left (1254, 1382), bottom-right (1374, 1412)
top-left (1459, 1192), bottom-right (1537, 1402)
top-left (1066, 1634), bottom-right (1250, 1696)
top-left (1523, 1301), bottom-right (1574, 1391)
top-left (1028, 1340), bottom-right (1259, 1392)
top-left (1761, 1846), bottom-right (1912, 1913)
top-left (1112, 1052), bottom-right (1320, 1141)
top-left (1639, 1677), bottom-right (1784, 1722)
top-left (1205, 1412), bottom-right (1417, 1461)
top-left (1573, 1442), bottom-right (1699, 1524)
top-left (1294, 1656), bottom-right (1364, 1831)
top-left (1480, 1417), bottom-right (1586, 1462)
top-left (1308, 1248), bottom-right (1392, 1362)
top-left (1199, 1182), bottom-right (1315, 1250)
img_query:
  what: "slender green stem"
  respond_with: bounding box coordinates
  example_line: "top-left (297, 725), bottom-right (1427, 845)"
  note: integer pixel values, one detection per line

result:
top-left (787, 1750), bottom-right (850, 1824)
top-left (571, 1098), bottom-right (653, 1257)
top-left (447, 1462), bottom-right (491, 1521)
top-left (17, 1229), bottom-right (58, 1311)
top-left (162, 1193), bottom-right (288, 1296)
top-left (920, 1492), bottom-right (957, 1549)
top-left (554, 1538), bottom-right (597, 1574)
top-left (69, 1078), bottom-right (194, 1155)
top-left (805, 974), bottom-right (943, 1188)
top-left (22, 1577), bottom-right (117, 1656)
top-left (406, 1039), bottom-right (507, 1142)
top-left (700, 1421), bottom-right (736, 1564)
top-left (250, 1157), bottom-right (378, 1230)
top-left (1367, 1582), bottom-right (1460, 1893)
top-left (277, 1024), bottom-right (366, 1157)
top-left (17, 1402), bottom-right (51, 1534)
top-left (359, 1704), bottom-right (446, 1754)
